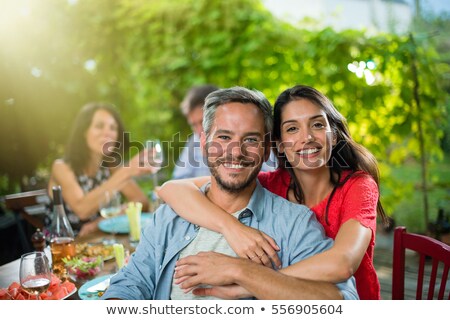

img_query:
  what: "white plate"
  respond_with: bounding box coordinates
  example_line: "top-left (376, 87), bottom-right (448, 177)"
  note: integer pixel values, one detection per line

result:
top-left (78, 274), bottom-right (115, 300)
top-left (62, 287), bottom-right (77, 300)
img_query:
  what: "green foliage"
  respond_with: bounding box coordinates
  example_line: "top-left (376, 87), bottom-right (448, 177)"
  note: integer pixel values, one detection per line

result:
top-left (389, 157), bottom-right (450, 233)
top-left (0, 0), bottom-right (448, 233)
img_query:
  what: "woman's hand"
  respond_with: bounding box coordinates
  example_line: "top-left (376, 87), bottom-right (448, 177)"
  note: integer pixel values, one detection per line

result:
top-left (222, 222), bottom-right (281, 269)
top-left (77, 218), bottom-right (101, 238)
top-left (127, 150), bottom-right (159, 176)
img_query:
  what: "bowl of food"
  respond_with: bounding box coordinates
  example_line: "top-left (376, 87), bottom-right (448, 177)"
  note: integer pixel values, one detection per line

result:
top-left (63, 256), bottom-right (103, 283)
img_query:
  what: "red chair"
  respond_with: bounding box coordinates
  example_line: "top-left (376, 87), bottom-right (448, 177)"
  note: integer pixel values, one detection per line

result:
top-left (392, 226), bottom-right (450, 299)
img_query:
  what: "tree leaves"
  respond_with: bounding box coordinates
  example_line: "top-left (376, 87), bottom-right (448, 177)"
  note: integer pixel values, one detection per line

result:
top-left (0, 0), bottom-right (447, 203)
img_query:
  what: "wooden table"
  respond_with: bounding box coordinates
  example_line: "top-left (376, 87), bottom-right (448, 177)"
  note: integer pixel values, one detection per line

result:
top-left (0, 230), bottom-right (133, 299)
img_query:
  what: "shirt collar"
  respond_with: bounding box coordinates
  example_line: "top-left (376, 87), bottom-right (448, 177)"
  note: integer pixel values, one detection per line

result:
top-left (243, 181), bottom-right (265, 221)
top-left (200, 180), bottom-right (265, 222)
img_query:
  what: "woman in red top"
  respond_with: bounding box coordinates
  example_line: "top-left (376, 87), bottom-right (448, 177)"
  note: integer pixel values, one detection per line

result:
top-left (159, 85), bottom-right (388, 299)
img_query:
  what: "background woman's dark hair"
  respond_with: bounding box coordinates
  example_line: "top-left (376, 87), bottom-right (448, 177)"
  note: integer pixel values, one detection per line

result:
top-left (64, 102), bottom-right (128, 175)
top-left (273, 85), bottom-right (388, 225)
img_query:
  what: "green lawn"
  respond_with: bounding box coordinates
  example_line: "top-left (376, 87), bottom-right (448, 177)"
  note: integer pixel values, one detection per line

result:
top-left (383, 156), bottom-right (450, 233)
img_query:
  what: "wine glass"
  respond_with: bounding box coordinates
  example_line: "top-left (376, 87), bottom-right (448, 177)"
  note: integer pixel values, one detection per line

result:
top-left (145, 139), bottom-right (164, 188)
top-left (19, 251), bottom-right (52, 300)
top-left (99, 191), bottom-right (122, 245)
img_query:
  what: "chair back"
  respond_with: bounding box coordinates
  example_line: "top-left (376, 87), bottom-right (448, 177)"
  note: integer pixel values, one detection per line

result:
top-left (392, 226), bottom-right (450, 299)
top-left (3, 189), bottom-right (50, 229)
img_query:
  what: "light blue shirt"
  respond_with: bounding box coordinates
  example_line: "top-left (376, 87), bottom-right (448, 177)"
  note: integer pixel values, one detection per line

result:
top-left (172, 134), bottom-right (210, 179)
top-left (102, 182), bottom-right (358, 300)
top-left (172, 134), bottom-right (278, 179)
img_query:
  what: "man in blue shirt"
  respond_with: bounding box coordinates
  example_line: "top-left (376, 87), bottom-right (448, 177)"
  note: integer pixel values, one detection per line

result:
top-left (103, 87), bottom-right (358, 300)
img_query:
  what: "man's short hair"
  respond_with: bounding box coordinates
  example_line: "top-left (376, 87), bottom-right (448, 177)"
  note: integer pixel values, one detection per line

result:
top-left (180, 84), bottom-right (219, 116)
top-left (203, 86), bottom-right (273, 139)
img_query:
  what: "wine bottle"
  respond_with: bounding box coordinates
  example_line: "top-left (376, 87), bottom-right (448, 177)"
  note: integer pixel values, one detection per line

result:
top-left (49, 185), bottom-right (76, 279)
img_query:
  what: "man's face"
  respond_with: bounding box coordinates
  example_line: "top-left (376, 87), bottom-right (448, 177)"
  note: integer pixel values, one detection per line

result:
top-left (201, 102), bottom-right (268, 194)
top-left (187, 106), bottom-right (203, 136)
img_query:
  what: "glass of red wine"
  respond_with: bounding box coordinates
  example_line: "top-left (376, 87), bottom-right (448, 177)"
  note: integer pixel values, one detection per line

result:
top-left (19, 251), bottom-right (52, 300)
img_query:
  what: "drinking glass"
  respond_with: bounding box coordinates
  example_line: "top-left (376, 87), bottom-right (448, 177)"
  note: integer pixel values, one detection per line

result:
top-left (19, 251), bottom-right (52, 300)
top-left (145, 139), bottom-right (164, 188)
top-left (99, 191), bottom-right (122, 245)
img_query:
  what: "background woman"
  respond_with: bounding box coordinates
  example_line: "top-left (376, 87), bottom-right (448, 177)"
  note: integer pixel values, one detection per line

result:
top-left (159, 85), bottom-right (388, 299)
top-left (47, 102), bottom-right (155, 237)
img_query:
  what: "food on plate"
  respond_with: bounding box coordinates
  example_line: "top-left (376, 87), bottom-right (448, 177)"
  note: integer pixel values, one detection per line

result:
top-left (0, 274), bottom-right (75, 300)
top-left (75, 242), bottom-right (114, 260)
top-left (63, 256), bottom-right (103, 282)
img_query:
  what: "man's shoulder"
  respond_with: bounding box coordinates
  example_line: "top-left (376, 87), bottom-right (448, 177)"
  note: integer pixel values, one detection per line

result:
top-left (153, 203), bottom-right (186, 223)
top-left (145, 204), bottom-right (193, 240)
top-left (259, 186), bottom-right (312, 217)
top-left (256, 186), bottom-right (330, 252)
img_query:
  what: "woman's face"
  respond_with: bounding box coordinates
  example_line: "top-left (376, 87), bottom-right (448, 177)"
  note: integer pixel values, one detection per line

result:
top-left (279, 98), bottom-right (335, 172)
top-left (85, 109), bottom-right (119, 156)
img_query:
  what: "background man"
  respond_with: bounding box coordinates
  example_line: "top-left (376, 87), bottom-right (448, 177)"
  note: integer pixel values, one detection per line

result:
top-left (172, 84), bottom-right (219, 179)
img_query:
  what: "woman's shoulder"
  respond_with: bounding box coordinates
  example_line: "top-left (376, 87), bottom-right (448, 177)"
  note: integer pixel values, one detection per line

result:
top-left (343, 170), bottom-right (377, 187)
top-left (340, 170), bottom-right (378, 198)
top-left (51, 159), bottom-right (76, 177)
top-left (258, 168), bottom-right (290, 197)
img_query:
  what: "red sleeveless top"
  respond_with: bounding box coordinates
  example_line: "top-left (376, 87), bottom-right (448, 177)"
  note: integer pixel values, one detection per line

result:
top-left (258, 168), bottom-right (380, 300)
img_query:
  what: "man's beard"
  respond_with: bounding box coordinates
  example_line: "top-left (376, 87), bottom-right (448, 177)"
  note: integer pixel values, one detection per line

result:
top-left (207, 156), bottom-right (262, 194)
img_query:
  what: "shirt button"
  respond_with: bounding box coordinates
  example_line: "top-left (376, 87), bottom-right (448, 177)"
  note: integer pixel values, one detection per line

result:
top-left (159, 265), bottom-right (162, 269)
top-left (185, 236), bottom-right (191, 241)
top-left (240, 210), bottom-right (251, 218)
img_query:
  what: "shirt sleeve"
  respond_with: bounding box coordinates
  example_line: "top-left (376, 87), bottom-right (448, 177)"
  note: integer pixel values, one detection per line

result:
top-left (102, 214), bottom-right (159, 300)
top-left (341, 174), bottom-right (378, 231)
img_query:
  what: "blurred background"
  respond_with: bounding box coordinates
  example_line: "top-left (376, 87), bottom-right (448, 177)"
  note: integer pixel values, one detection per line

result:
top-left (0, 0), bottom-right (449, 263)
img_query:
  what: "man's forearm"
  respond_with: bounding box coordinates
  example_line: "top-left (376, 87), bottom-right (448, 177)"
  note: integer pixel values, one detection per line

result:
top-left (232, 259), bottom-right (343, 300)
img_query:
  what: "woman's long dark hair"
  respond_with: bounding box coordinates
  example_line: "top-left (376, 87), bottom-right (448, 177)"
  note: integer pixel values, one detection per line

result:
top-left (64, 102), bottom-right (128, 175)
top-left (273, 85), bottom-right (388, 225)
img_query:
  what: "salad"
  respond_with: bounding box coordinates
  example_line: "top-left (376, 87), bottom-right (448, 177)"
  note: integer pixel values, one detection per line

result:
top-left (63, 256), bottom-right (103, 282)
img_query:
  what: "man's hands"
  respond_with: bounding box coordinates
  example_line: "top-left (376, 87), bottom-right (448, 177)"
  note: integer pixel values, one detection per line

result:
top-left (174, 252), bottom-right (253, 299)
top-left (174, 252), bottom-right (239, 289)
top-left (172, 224), bottom-right (282, 298)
